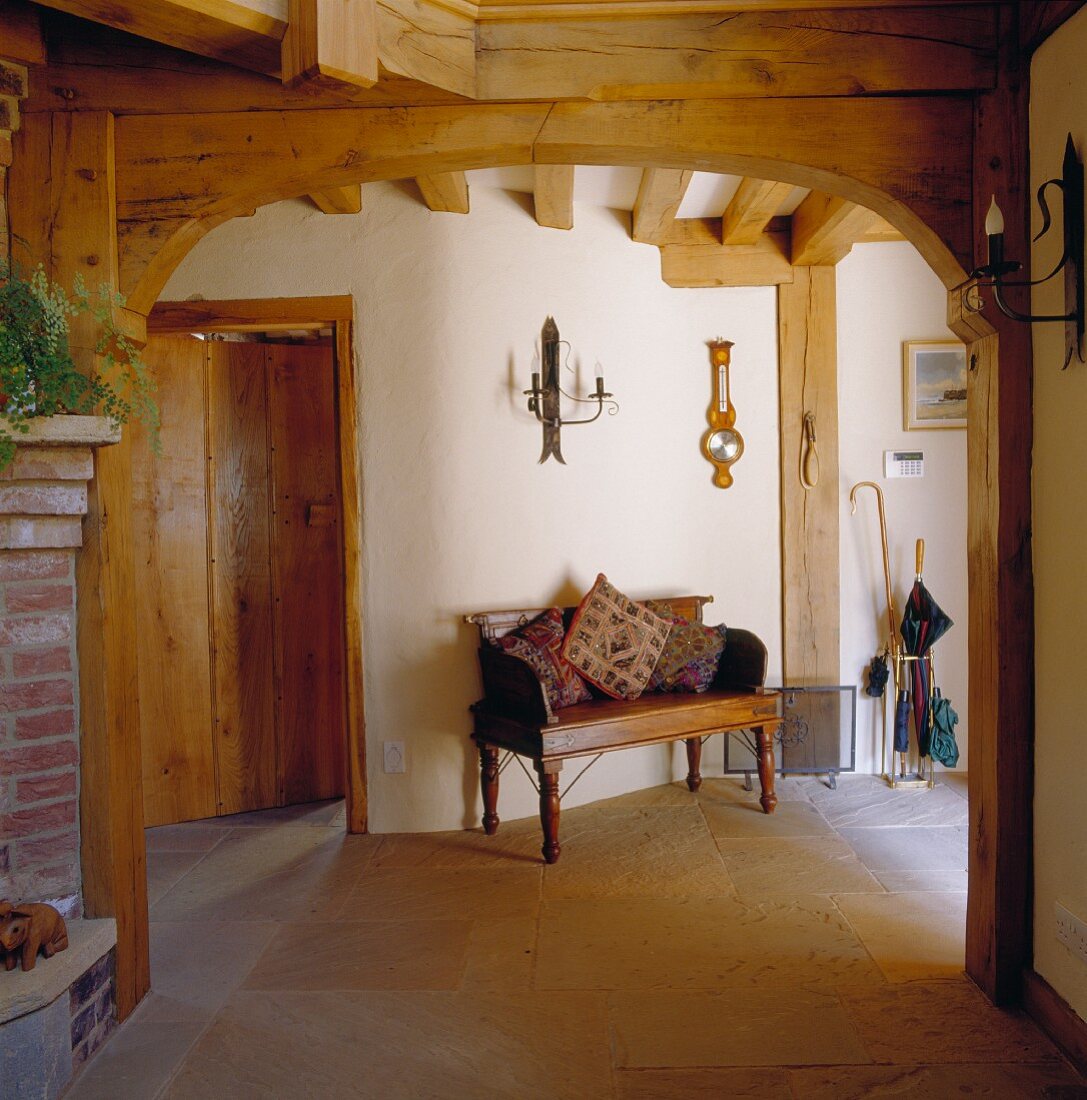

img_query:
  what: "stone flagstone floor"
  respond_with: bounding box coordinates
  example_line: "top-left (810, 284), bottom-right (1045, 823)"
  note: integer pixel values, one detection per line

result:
top-left (62, 773), bottom-right (1087, 1098)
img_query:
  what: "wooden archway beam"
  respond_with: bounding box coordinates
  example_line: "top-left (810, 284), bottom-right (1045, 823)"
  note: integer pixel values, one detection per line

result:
top-left (115, 95), bottom-right (973, 312)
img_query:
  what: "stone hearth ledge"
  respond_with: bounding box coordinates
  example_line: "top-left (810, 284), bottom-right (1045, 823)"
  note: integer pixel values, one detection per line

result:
top-left (0, 918), bottom-right (116, 1026)
top-left (9, 415), bottom-right (121, 448)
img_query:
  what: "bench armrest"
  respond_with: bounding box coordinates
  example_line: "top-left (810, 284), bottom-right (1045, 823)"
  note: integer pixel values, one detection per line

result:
top-left (714, 628), bottom-right (768, 690)
top-left (474, 646), bottom-right (555, 725)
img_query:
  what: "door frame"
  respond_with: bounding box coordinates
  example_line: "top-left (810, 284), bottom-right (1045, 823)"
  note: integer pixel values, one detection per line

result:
top-left (147, 295), bottom-right (367, 833)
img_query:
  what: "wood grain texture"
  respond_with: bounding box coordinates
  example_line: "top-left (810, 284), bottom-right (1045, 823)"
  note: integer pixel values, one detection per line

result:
top-left (777, 267), bottom-right (840, 686)
top-left (132, 335), bottom-right (217, 829)
top-left (0, 0), bottom-right (45, 65)
top-left (476, 6), bottom-right (997, 100)
top-left (282, 0), bottom-right (379, 90)
top-left (720, 177), bottom-right (794, 246)
top-left (791, 190), bottom-right (881, 266)
top-left (207, 342), bottom-right (278, 817)
top-left (660, 230), bottom-right (792, 288)
top-left (31, 0), bottom-right (286, 75)
top-left (268, 344), bottom-right (346, 805)
top-left (308, 186), bottom-right (363, 214)
top-left (336, 321), bottom-right (368, 833)
top-left (1023, 968), bottom-right (1087, 1076)
top-left (631, 167), bottom-right (690, 244)
top-left (376, 0), bottom-right (477, 98)
top-left (533, 164), bottom-right (574, 229)
top-left (416, 170), bottom-right (470, 213)
top-left (150, 295), bottom-right (354, 333)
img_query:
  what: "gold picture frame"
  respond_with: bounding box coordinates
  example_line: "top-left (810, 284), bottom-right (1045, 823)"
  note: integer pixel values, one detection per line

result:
top-left (902, 340), bottom-right (967, 430)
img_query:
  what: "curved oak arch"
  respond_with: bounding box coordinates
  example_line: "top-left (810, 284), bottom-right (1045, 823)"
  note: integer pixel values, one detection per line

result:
top-left (117, 97), bottom-right (975, 313)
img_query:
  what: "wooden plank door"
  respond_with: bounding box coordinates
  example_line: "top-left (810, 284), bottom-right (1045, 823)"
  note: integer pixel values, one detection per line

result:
top-left (267, 344), bottom-right (346, 805)
top-left (132, 335), bottom-right (217, 827)
top-left (206, 342), bottom-right (278, 815)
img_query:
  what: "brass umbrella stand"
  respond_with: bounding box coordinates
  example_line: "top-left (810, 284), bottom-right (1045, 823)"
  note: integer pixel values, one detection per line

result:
top-left (849, 482), bottom-right (934, 788)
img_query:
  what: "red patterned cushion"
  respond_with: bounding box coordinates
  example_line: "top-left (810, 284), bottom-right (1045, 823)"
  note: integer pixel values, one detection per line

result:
top-left (645, 601), bottom-right (727, 693)
top-left (561, 575), bottom-right (672, 700)
top-left (491, 607), bottom-right (591, 710)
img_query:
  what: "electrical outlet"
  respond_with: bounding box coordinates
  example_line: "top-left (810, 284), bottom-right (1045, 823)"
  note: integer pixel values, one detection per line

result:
top-left (383, 741), bottom-right (406, 774)
top-left (1055, 902), bottom-right (1087, 964)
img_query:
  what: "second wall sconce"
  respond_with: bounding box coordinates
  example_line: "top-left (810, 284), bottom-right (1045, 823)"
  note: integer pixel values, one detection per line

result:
top-left (524, 316), bottom-right (617, 464)
top-left (966, 132), bottom-right (1084, 368)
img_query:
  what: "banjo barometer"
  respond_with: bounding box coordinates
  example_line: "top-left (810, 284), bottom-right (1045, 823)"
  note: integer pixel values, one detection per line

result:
top-left (702, 339), bottom-right (744, 488)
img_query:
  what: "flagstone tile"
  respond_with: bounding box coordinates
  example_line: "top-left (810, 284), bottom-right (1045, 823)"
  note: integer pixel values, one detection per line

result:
top-left (536, 895), bottom-right (882, 990)
top-left (838, 825), bottom-right (968, 872)
top-left (144, 821), bottom-right (231, 853)
top-left (875, 869), bottom-right (968, 892)
top-left (541, 806), bottom-right (733, 900)
top-left (716, 837), bottom-right (883, 896)
top-left (460, 918), bottom-right (538, 992)
top-left (337, 866), bottom-right (541, 920)
top-left (151, 826), bottom-right (380, 923)
top-left (163, 990), bottom-right (612, 1100)
top-left (834, 891), bottom-right (966, 982)
top-left (137, 920), bottom-right (278, 1023)
top-left (695, 775), bottom-right (815, 804)
top-left (940, 772), bottom-right (969, 801)
top-left (788, 1062), bottom-right (1087, 1098)
top-left (591, 781), bottom-right (703, 809)
top-left (146, 850), bottom-right (207, 908)
top-left (701, 798), bottom-right (836, 839)
top-left (807, 776), bottom-right (968, 829)
top-left (370, 820), bottom-right (544, 869)
top-left (220, 798), bottom-right (345, 828)
top-left (609, 988), bottom-right (870, 1068)
top-left (840, 980), bottom-right (1062, 1064)
top-left (243, 920), bottom-right (471, 991)
top-left (617, 1067), bottom-right (793, 1098)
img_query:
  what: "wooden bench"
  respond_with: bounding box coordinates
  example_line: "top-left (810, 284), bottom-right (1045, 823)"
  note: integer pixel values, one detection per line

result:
top-left (466, 595), bottom-right (782, 864)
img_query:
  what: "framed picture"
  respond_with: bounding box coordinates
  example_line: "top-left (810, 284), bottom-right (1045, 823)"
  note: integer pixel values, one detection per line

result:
top-left (902, 340), bottom-right (967, 430)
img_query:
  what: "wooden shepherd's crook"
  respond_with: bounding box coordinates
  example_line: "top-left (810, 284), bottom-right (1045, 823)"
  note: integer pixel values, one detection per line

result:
top-left (849, 481), bottom-right (898, 656)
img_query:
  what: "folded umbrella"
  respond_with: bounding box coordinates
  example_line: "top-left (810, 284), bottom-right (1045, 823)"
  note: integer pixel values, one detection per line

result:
top-left (893, 688), bottom-right (911, 754)
top-left (929, 690), bottom-right (960, 768)
top-left (900, 539), bottom-right (954, 757)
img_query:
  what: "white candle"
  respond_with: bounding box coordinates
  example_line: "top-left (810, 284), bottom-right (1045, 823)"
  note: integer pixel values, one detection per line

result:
top-left (985, 194), bottom-right (1004, 236)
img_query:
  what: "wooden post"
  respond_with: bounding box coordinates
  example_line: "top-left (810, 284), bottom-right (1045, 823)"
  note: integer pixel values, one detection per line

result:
top-left (10, 111), bottom-right (150, 1019)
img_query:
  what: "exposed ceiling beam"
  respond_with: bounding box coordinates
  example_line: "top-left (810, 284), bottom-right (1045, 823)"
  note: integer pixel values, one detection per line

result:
top-left (32, 0), bottom-right (286, 75)
top-left (476, 6), bottom-right (997, 100)
top-left (791, 191), bottom-right (882, 266)
top-left (659, 225), bottom-right (793, 289)
top-left (476, 0), bottom-right (1003, 16)
top-left (631, 168), bottom-right (692, 245)
top-left (720, 178), bottom-right (795, 246)
top-left (534, 165), bottom-right (574, 230)
top-left (282, 0), bottom-right (379, 91)
top-left (859, 216), bottom-right (906, 244)
top-left (416, 172), bottom-right (470, 214)
top-left (308, 186), bottom-right (363, 215)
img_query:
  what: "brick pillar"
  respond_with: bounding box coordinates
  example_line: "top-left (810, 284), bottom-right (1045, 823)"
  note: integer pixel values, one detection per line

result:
top-left (0, 419), bottom-right (118, 917)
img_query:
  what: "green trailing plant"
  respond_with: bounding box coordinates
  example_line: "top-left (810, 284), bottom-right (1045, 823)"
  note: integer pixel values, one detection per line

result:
top-left (0, 264), bottom-right (159, 469)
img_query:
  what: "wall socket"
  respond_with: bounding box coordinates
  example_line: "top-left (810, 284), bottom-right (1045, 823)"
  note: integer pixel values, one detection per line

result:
top-left (382, 741), bottom-right (406, 774)
top-left (1055, 902), bottom-right (1087, 965)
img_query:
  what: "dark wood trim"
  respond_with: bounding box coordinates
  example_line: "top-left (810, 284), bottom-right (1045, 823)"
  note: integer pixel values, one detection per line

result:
top-left (1023, 968), bottom-right (1087, 1076)
top-left (150, 297), bottom-right (367, 834)
top-left (1019, 0), bottom-right (1087, 57)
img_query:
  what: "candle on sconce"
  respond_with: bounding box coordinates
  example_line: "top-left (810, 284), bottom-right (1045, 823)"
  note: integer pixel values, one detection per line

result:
top-left (985, 194), bottom-right (1005, 267)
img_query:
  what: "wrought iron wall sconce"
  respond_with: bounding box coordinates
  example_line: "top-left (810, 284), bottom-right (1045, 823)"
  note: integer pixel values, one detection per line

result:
top-left (524, 316), bottom-right (617, 464)
top-left (963, 132), bottom-right (1084, 368)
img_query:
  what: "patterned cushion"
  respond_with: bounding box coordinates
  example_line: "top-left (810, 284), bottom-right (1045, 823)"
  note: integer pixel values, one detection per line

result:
top-left (491, 607), bottom-right (591, 711)
top-left (561, 575), bottom-right (672, 700)
top-left (645, 601), bottom-right (727, 694)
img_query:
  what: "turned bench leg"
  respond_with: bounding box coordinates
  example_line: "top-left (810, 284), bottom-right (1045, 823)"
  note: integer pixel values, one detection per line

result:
top-left (685, 737), bottom-right (703, 792)
top-left (534, 760), bottom-right (563, 864)
top-left (479, 744), bottom-right (501, 835)
top-left (755, 724), bottom-right (778, 814)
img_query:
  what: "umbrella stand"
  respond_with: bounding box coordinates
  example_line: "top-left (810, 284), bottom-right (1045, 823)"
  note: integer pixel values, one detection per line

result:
top-left (849, 482), bottom-right (911, 786)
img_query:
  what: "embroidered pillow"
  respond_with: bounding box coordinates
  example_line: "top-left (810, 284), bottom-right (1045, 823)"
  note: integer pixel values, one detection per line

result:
top-left (491, 607), bottom-right (591, 710)
top-left (645, 601), bottom-right (727, 694)
top-left (561, 575), bottom-right (672, 700)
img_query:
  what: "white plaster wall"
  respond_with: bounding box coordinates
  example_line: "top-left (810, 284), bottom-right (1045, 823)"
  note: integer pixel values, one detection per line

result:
top-left (1031, 5), bottom-right (1087, 1023)
top-left (164, 183), bottom-right (783, 832)
top-left (837, 243), bottom-right (969, 775)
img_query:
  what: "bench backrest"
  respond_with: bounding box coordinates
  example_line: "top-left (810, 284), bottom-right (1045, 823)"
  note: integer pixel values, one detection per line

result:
top-left (465, 594), bottom-right (714, 644)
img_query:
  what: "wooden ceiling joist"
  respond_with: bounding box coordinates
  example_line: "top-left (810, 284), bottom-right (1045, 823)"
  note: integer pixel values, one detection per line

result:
top-left (631, 168), bottom-right (692, 245)
top-left (534, 165), bottom-right (574, 230)
top-left (720, 178), bottom-right (795, 246)
top-left (791, 191), bottom-right (882, 266)
top-left (282, 0), bottom-right (379, 91)
top-left (660, 227), bottom-right (793, 289)
top-left (308, 186), bottom-right (363, 215)
top-left (416, 172), bottom-right (470, 214)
